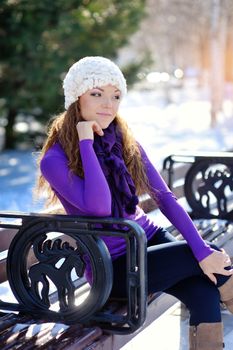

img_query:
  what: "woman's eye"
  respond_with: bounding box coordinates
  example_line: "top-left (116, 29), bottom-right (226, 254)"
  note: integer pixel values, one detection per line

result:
top-left (90, 92), bottom-right (121, 99)
top-left (90, 92), bottom-right (101, 97)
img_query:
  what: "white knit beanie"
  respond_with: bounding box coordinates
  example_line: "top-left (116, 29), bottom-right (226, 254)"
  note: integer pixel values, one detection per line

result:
top-left (63, 56), bottom-right (127, 110)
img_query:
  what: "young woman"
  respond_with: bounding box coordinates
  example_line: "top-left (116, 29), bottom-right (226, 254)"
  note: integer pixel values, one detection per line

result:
top-left (38, 56), bottom-right (233, 349)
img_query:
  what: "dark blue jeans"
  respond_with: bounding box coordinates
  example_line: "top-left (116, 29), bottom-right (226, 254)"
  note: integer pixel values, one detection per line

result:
top-left (111, 228), bottom-right (230, 326)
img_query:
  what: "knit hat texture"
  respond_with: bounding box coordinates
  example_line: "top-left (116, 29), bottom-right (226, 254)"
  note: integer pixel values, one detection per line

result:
top-left (63, 56), bottom-right (127, 110)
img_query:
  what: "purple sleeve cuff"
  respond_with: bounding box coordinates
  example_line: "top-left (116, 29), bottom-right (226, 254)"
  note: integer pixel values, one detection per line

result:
top-left (195, 246), bottom-right (214, 262)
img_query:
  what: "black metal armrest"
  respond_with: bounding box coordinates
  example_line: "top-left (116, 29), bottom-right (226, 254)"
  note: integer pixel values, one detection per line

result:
top-left (163, 152), bottom-right (233, 220)
top-left (0, 212), bottom-right (147, 334)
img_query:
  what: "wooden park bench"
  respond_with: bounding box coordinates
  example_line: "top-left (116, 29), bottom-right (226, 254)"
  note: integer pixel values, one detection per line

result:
top-left (0, 151), bottom-right (232, 349)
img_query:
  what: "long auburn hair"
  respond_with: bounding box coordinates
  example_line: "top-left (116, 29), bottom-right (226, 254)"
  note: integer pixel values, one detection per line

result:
top-left (36, 100), bottom-right (152, 207)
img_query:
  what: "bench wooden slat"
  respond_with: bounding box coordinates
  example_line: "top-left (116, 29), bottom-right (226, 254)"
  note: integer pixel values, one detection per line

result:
top-left (0, 312), bottom-right (103, 350)
top-left (0, 229), bottom-right (18, 251)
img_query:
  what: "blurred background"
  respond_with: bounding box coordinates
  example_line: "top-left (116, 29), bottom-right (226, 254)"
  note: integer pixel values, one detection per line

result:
top-left (0, 0), bottom-right (233, 211)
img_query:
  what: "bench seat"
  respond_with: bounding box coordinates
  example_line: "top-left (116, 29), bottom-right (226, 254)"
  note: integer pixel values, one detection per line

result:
top-left (0, 151), bottom-right (232, 349)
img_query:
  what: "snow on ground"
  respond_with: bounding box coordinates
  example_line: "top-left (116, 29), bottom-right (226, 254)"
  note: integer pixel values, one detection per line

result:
top-left (0, 149), bottom-right (43, 212)
top-left (0, 88), bottom-right (233, 213)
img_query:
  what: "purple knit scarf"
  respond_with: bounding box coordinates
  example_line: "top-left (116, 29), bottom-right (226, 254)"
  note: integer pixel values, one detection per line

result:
top-left (93, 121), bottom-right (138, 217)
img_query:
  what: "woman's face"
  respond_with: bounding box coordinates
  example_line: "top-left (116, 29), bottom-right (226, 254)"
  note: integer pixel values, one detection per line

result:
top-left (79, 84), bottom-right (121, 129)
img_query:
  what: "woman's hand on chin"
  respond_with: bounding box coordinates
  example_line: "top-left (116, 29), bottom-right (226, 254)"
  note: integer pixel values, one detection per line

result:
top-left (77, 121), bottom-right (104, 140)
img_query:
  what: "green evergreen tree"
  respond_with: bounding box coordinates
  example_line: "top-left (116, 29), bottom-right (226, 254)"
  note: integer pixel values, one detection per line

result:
top-left (0, 0), bottom-right (146, 149)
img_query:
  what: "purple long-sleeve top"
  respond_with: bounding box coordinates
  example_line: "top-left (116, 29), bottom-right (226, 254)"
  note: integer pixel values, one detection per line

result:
top-left (40, 139), bottom-right (213, 262)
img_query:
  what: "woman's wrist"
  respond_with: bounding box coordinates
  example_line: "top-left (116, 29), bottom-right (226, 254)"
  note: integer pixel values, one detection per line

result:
top-left (79, 139), bottom-right (94, 146)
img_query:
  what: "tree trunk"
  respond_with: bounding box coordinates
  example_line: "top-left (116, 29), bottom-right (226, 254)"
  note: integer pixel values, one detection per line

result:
top-left (210, 0), bottom-right (227, 127)
top-left (4, 108), bottom-right (17, 149)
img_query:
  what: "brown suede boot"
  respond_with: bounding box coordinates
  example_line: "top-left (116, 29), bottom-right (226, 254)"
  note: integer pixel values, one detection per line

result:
top-left (189, 322), bottom-right (224, 349)
top-left (218, 274), bottom-right (233, 312)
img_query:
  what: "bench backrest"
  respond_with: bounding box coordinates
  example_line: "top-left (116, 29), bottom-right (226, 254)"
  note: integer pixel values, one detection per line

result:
top-left (163, 152), bottom-right (233, 220)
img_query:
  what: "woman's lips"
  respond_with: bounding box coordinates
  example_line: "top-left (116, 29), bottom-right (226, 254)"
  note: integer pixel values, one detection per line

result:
top-left (96, 112), bottom-right (112, 117)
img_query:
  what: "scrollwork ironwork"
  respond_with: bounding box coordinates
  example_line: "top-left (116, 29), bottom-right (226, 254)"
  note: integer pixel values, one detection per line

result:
top-left (29, 237), bottom-right (86, 310)
top-left (6, 217), bottom-right (113, 324)
top-left (184, 161), bottom-right (233, 219)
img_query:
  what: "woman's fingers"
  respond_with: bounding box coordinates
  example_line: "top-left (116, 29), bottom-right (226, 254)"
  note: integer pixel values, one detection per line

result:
top-left (76, 121), bottom-right (104, 140)
top-left (223, 268), bottom-right (233, 275)
top-left (219, 264), bottom-right (233, 275)
top-left (206, 272), bottom-right (217, 285)
top-left (199, 249), bottom-right (233, 283)
top-left (92, 122), bottom-right (104, 136)
top-left (224, 257), bottom-right (231, 265)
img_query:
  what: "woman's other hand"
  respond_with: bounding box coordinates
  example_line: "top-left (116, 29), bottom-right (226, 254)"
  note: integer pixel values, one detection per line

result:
top-left (199, 249), bottom-right (233, 284)
top-left (76, 121), bottom-right (104, 141)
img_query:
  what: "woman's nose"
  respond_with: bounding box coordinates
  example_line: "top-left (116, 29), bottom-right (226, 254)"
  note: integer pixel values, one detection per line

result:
top-left (102, 97), bottom-right (112, 108)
